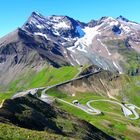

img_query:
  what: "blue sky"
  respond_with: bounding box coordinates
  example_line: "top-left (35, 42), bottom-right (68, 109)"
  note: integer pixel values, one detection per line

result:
top-left (0, 0), bottom-right (140, 37)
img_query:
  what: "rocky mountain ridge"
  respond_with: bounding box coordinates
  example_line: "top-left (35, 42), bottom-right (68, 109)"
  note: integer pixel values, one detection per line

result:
top-left (0, 12), bottom-right (140, 88)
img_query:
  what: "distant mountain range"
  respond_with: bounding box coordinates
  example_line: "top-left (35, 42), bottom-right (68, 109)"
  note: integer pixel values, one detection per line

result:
top-left (0, 11), bottom-right (140, 88)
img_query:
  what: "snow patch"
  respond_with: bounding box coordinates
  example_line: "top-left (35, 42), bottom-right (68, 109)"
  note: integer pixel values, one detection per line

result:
top-left (34, 32), bottom-right (48, 39)
top-left (113, 61), bottom-right (119, 69)
top-left (120, 24), bottom-right (131, 33)
top-left (118, 17), bottom-right (140, 31)
top-left (29, 19), bottom-right (36, 25)
top-left (67, 46), bottom-right (76, 53)
top-left (110, 21), bottom-right (119, 26)
top-left (36, 24), bottom-right (44, 29)
top-left (67, 25), bottom-right (101, 53)
top-left (0, 62), bottom-right (4, 65)
top-left (49, 16), bottom-right (63, 22)
top-left (63, 50), bottom-right (67, 54)
top-left (75, 59), bottom-right (80, 65)
top-left (70, 62), bottom-right (74, 66)
top-left (70, 54), bottom-right (75, 60)
top-left (101, 17), bottom-right (119, 27)
top-left (54, 21), bottom-right (69, 29)
top-left (67, 43), bottom-right (87, 53)
top-left (82, 26), bottom-right (101, 46)
top-left (97, 39), bottom-right (111, 56)
top-left (113, 61), bottom-right (122, 74)
top-left (53, 30), bottom-right (60, 36)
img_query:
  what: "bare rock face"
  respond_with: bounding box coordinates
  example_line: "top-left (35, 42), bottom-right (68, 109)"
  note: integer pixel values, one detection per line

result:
top-left (0, 28), bottom-right (69, 89)
top-left (88, 19), bottom-right (97, 27)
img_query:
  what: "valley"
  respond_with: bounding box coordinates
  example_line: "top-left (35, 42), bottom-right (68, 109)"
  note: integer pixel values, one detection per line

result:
top-left (1, 66), bottom-right (138, 140)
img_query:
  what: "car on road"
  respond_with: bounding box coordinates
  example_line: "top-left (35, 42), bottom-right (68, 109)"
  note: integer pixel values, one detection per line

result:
top-left (72, 100), bottom-right (80, 105)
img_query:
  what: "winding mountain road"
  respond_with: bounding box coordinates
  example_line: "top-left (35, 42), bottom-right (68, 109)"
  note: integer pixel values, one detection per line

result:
top-left (87, 99), bottom-right (139, 120)
top-left (12, 67), bottom-right (101, 99)
top-left (12, 87), bottom-right (44, 99)
top-left (124, 104), bottom-right (140, 120)
top-left (57, 98), bottom-right (99, 115)
top-left (44, 67), bottom-right (101, 92)
top-left (11, 67), bottom-right (140, 120)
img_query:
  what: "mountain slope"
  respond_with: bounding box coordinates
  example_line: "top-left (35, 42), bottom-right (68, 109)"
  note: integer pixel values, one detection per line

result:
top-left (0, 12), bottom-right (140, 140)
top-left (0, 94), bottom-right (114, 140)
top-left (0, 12), bottom-right (140, 80)
top-left (0, 27), bottom-right (71, 90)
top-left (22, 12), bottom-right (140, 73)
top-left (0, 123), bottom-right (75, 140)
top-left (44, 68), bottom-right (140, 139)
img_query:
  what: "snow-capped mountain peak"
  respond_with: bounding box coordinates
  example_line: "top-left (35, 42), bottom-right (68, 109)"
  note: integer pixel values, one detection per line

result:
top-left (20, 12), bottom-right (140, 73)
top-left (117, 15), bottom-right (129, 22)
top-left (22, 12), bottom-right (86, 41)
top-left (31, 11), bottom-right (44, 18)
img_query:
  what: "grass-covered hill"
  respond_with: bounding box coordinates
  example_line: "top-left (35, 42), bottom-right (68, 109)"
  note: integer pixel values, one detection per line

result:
top-left (45, 68), bottom-right (140, 139)
top-left (0, 65), bottom-right (79, 103)
top-left (0, 94), bottom-right (114, 140)
top-left (50, 67), bottom-right (140, 107)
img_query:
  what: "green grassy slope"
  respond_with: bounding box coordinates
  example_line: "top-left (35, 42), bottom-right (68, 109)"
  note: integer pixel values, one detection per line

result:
top-left (45, 67), bottom-right (140, 139)
top-left (9, 65), bottom-right (79, 91)
top-left (1, 64), bottom-right (140, 140)
top-left (0, 94), bottom-right (114, 140)
top-left (56, 100), bottom-right (140, 140)
top-left (120, 75), bottom-right (140, 106)
top-left (46, 87), bottom-right (140, 140)
top-left (0, 123), bottom-right (74, 140)
top-left (0, 66), bottom-right (79, 102)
